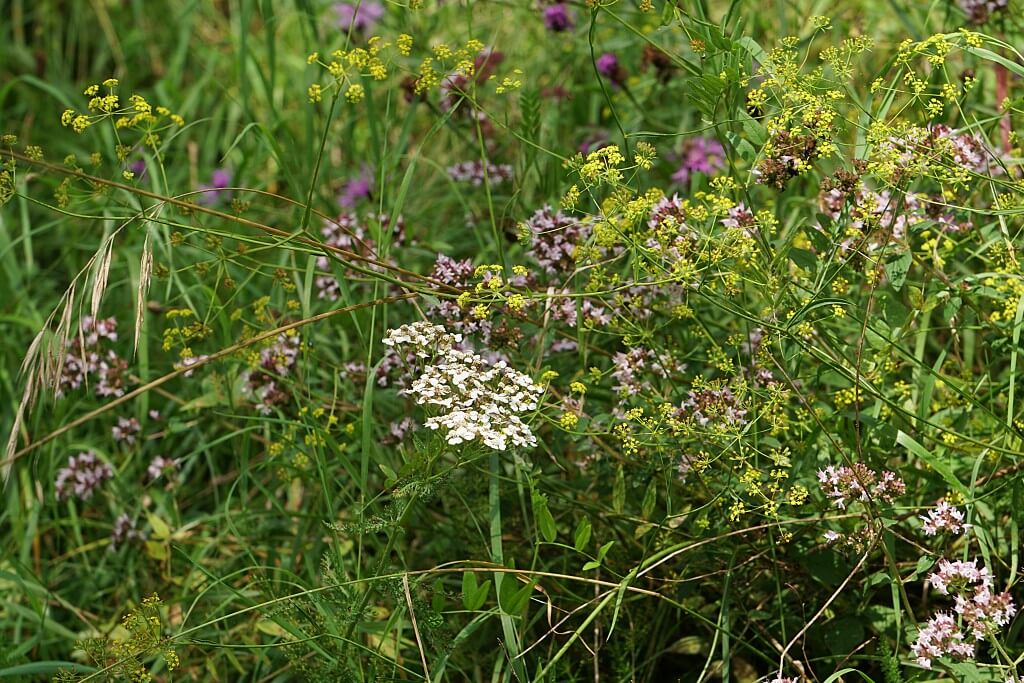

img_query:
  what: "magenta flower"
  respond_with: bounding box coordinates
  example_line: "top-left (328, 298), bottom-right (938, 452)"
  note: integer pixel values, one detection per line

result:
top-left (543, 3), bottom-right (573, 32)
top-left (578, 130), bottom-right (611, 154)
top-left (338, 166), bottom-right (373, 208)
top-left (672, 136), bottom-right (725, 184)
top-left (197, 167), bottom-right (232, 205)
top-left (596, 52), bottom-right (625, 86)
top-left (127, 157), bottom-right (147, 179)
top-left (334, 2), bottom-right (385, 34)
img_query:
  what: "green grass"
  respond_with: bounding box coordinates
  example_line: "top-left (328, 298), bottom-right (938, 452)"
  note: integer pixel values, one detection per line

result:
top-left (3, 1), bottom-right (1024, 681)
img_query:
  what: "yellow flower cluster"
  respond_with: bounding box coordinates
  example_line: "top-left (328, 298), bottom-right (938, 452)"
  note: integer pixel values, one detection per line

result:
top-left (414, 38), bottom-right (485, 95)
top-left (60, 80), bottom-right (184, 146)
top-left (308, 36), bottom-right (395, 105)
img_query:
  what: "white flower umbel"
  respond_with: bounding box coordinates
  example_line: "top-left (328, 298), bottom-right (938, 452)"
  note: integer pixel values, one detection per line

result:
top-left (383, 321), bottom-right (462, 358)
top-left (383, 322), bottom-right (542, 451)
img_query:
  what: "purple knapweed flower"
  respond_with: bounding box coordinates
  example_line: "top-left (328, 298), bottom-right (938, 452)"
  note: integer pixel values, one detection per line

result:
top-left (334, 1), bottom-right (385, 34)
top-left (127, 157), bottom-right (147, 179)
top-left (542, 3), bottom-right (573, 32)
top-left (672, 136), bottom-right (725, 184)
top-left (197, 167), bottom-right (232, 205)
top-left (338, 167), bottom-right (374, 208)
top-left (596, 52), bottom-right (625, 86)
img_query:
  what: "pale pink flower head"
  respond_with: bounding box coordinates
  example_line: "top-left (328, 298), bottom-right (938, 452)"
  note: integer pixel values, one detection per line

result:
top-left (920, 500), bottom-right (969, 536)
top-left (911, 612), bottom-right (975, 668)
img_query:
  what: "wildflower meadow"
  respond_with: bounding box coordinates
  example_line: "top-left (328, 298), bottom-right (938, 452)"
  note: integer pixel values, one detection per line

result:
top-left (3, 1), bottom-right (1024, 681)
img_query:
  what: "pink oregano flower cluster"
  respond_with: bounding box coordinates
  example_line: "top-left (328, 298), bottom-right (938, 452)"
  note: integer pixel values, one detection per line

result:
top-left (920, 500), bottom-right (969, 536)
top-left (816, 463), bottom-right (906, 509)
top-left (911, 558), bottom-right (1016, 669)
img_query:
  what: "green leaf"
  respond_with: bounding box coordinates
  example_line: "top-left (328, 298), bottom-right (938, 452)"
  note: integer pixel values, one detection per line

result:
top-left (942, 295), bottom-right (962, 323)
top-left (533, 491), bottom-right (557, 543)
top-left (641, 479), bottom-right (657, 519)
top-left (820, 668), bottom-right (877, 683)
top-left (461, 571), bottom-right (478, 610)
top-left (574, 518), bottom-right (592, 552)
top-left (962, 44), bottom-right (1024, 79)
top-left (498, 577), bottom-right (532, 616)
top-left (147, 513), bottom-right (171, 541)
top-left (581, 560), bottom-right (601, 571)
top-left (789, 248), bottom-right (818, 274)
top-left (145, 541), bottom-right (167, 560)
top-left (608, 567), bottom-right (638, 639)
top-left (471, 581), bottom-right (492, 611)
top-left (884, 251), bottom-right (912, 291)
top-left (462, 572), bottom-right (491, 611)
top-left (738, 110), bottom-right (768, 147)
top-left (634, 522), bottom-right (657, 539)
top-left (378, 463), bottom-right (398, 484)
top-left (813, 617), bottom-right (864, 656)
top-left (896, 431), bottom-right (969, 497)
top-left (0, 661), bottom-right (97, 677)
top-left (612, 465), bottom-right (626, 513)
top-left (736, 36), bottom-right (768, 69)
top-left (596, 540), bottom-right (615, 563)
top-left (432, 579), bottom-right (446, 613)
top-left (911, 555), bottom-right (935, 580)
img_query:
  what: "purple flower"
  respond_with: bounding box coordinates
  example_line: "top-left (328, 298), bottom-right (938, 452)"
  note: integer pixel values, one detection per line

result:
top-left (447, 160), bottom-right (514, 186)
top-left (211, 168), bottom-right (231, 187)
top-left (338, 167), bottom-right (374, 208)
top-left (55, 452), bottom-right (113, 502)
top-left (596, 52), bottom-right (624, 85)
top-left (958, 0), bottom-right (1009, 24)
top-left (58, 317), bottom-right (127, 399)
top-left (147, 455), bottom-right (180, 483)
top-left (127, 157), bottom-right (147, 179)
top-left (197, 167), bottom-right (232, 205)
top-left (334, 1), bottom-right (385, 34)
top-left (242, 332), bottom-right (301, 414)
top-left (672, 136), bottom-right (725, 184)
top-left (816, 463), bottom-right (905, 509)
top-left (523, 205), bottom-right (592, 275)
top-left (912, 558), bottom-right (1016, 669)
top-left (109, 513), bottom-right (146, 552)
top-left (578, 130), bottom-right (611, 154)
top-left (543, 3), bottom-right (573, 32)
top-left (112, 416), bottom-right (141, 445)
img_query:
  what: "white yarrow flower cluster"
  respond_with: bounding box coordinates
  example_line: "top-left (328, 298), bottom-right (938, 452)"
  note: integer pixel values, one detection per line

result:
top-left (383, 322), bottom-right (543, 451)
